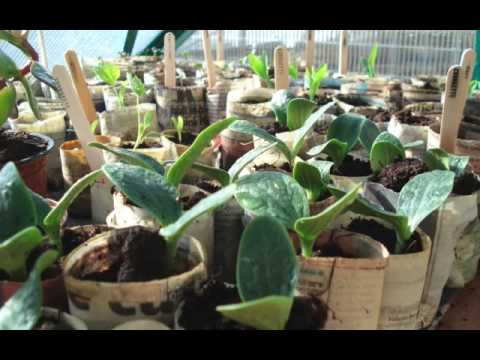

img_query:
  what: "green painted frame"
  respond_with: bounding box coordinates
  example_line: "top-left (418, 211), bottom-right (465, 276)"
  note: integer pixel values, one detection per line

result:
top-left (139, 30), bottom-right (195, 56)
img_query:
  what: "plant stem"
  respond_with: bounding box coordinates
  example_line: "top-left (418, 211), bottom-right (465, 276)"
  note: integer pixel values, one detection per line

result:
top-left (301, 239), bottom-right (313, 257)
top-left (133, 95), bottom-right (141, 150)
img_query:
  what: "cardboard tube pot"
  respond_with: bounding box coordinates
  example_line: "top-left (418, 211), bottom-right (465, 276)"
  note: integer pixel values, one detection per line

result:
top-left (102, 85), bottom-right (154, 112)
top-left (99, 103), bottom-right (159, 141)
top-left (106, 185), bottom-right (215, 274)
top-left (9, 110), bottom-right (67, 189)
top-left (401, 82), bottom-right (441, 104)
top-left (207, 80), bottom-right (232, 124)
top-left (294, 229), bottom-right (389, 330)
top-left (63, 227), bottom-right (206, 330)
top-left (40, 307), bottom-right (88, 330)
top-left (155, 84), bottom-right (209, 134)
top-left (59, 136), bottom-right (111, 217)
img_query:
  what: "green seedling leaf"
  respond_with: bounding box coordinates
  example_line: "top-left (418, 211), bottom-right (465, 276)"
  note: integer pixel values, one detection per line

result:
top-left (228, 143), bottom-right (277, 183)
top-left (95, 63), bottom-right (120, 86)
top-left (235, 171), bottom-right (309, 230)
top-left (449, 154), bottom-right (470, 177)
top-left (370, 132), bottom-right (405, 174)
top-left (306, 64), bottom-right (328, 101)
top-left (287, 98), bottom-right (316, 131)
top-left (291, 101), bottom-right (336, 160)
top-left (88, 142), bottom-right (165, 175)
top-left (270, 89), bottom-right (296, 127)
top-left (191, 163), bottom-right (230, 187)
top-left (0, 227), bottom-right (43, 282)
top-left (103, 163), bottom-right (181, 226)
top-left (237, 216), bottom-right (298, 301)
top-left (424, 148), bottom-right (449, 172)
top-left (288, 64), bottom-right (298, 80)
top-left (396, 170), bottom-right (455, 253)
top-left (368, 43), bottom-right (379, 78)
top-left (30, 62), bottom-right (58, 91)
top-left (30, 191), bottom-right (51, 230)
top-left (403, 140), bottom-right (424, 150)
top-left (359, 118), bottom-right (381, 153)
top-left (295, 183), bottom-right (361, 257)
top-left (0, 162), bottom-right (36, 241)
top-left (327, 113), bottom-right (365, 152)
top-left (19, 75), bottom-right (41, 120)
top-left (293, 161), bottom-right (332, 202)
top-left (0, 31), bottom-right (32, 58)
top-left (247, 52), bottom-right (270, 86)
top-left (89, 119), bottom-right (99, 134)
top-left (0, 85), bottom-right (16, 128)
top-left (229, 120), bottom-right (292, 164)
top-left (217, 296), bottom-right (293, 331)
top-left (307, 139), bottom-right (348, 168)
top-left (117, 82), bottom-right (127, 108)
top-left (171, 116), bottom-right (184, 143)
top-left (44, 169), bottom-right (104, 249)
top-left (166, 117), bottom-right (238, 187)
top-left (0, 48), bottom-right (20, 79)
top-left (0, 249), bottom-right (58, 330)
top-left (127, 72), bottom-right (145, 97)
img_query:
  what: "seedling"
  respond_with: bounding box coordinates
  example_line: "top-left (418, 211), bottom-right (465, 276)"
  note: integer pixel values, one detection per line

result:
top-left (170, 115), bottom-right (184, 143)
top-left (469, 80), bottom-right (480, 96)
top-left (328, 170), bottom-right (455, 254)
top-left (306, 113), bottom-right (380, 172)
top-left (94, 61), bottom-right (127, 108)
top-left (216, 216), bottom-right (299, 330)
top-left (361, 43), bottom-right (379, 79)
top-left (247, 51), bottom-right (273, 88)
top-left (288, 64), bottom-right (298, 81)
top-left (305, 64), bottom-right (328, 101)
top-left (230, 101), bottom-right (335, 168)
top-left (126, 72), bottom-right (154, 150)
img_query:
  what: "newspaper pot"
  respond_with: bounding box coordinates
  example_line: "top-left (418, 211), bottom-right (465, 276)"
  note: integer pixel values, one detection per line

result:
top-left (293, 228), bottom-right (389, 330)
top-left (9, 110), bottom-right (67, 189)
top-left (207, 80), bottom-right (232, 124)
top-left (9, 132), bottom-right (54, 197)
top-left (106, 185), bottom-right (215, 274)
top-left (102, 85), bottom-right (154, 112)
top-left (63, 227), bottom-right (206, 330)
top-left (401, 82), bottom-right (441, 104)
top-left (418, 189), bottom-right (480, 328)
top-left (219, 128), bottom-right (253, 170)
top-left (99, 103), bottom-right (159, 141)
top-left (383, 80), bottom-right (403, 112)
top-left (40, 307), bottom-right (88, 330)
top-left (101, 135), bottom-right (176, 165)
top-left (59, 136), bottom-right (111, 217)
top-left (113, 319), bottom-right (170, 330)
top-left (155, 84), bottom-right (208, 133)
top-left (340, 78), bottom-right (389, 99)
top-left (388, 111), bottom-right (439, 158)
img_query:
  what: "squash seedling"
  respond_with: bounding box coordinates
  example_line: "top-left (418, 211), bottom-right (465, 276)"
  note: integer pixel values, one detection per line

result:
top-left (126, 72), bottom-right (154, 149)
top-left (361, 42), bottom-right (379, 79)
top-left (94, 61), bottom-right (126, 108)
top-left (171, 115), bottom-right (184, 144)
top-left (229, 101), bottom-right (334, 168)
top-left (305, 64), bottom-right (328, 101)
top-left (247, 51), bottom-right (273, 88)
top-left (288, 64), bottom-right (299, 81)
top-left (233, 171), bottom-right (361, 257)
top-left (216, 216), bottom-right (299, 330)
top-left (328, 170), bottom-right (455, 254)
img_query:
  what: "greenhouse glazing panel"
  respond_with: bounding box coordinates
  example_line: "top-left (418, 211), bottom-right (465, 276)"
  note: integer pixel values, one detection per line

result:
top-left (179, 30), bottom-right (475, 77)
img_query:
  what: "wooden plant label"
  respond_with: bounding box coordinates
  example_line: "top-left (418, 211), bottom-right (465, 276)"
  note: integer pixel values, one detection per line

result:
top-left (305, 30), bottom-right (315, 71)
top-left (217, 30), bottom-right (225, 63)
top-left (339, 30), bottom-right (348, 75)
top-left (164, 32), bottom-right (176, 88)
top-left (202, 30), bottom-right (217, 89)
top-left (274, 46), bottom-right (289, 90)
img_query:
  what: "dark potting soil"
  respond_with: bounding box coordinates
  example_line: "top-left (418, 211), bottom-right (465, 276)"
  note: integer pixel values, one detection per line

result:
top-left (0, 129), bottom-right (48, 166)
top-left (262, 122), bottom-right (289, 135)
top-left (71, 227), bottom-right (177, 283)
top-left (253, 162), bottom-right (292, 173)
top-left (179, 277), bottom-right (328, 330)
top-left (180, 191), bottom-right (208, 211)
top-left (372, 158), bottom-right (428, 192)
top-left (345, 218), bottom-right (422, 254)
top-left (166, 132), bottom-right (196, 146)
top-left (452, 171), bottom-right (480, 196)
top-left (394, 109), bottom-right (436, 126)
top-left (336, 94), bottom-right (370, 107)
top-left (120, 140), bottom-right (163, 149)
top-left (195, 180), bottom-right (222, 194)
top-left (61, 225), bottom-right (112, 256)
top-left (331, 155), bottom-right (372, 177)
top-left (25, 242), bottom-right (62, 281)
top-left (371, 109), bottom-right (391, 123)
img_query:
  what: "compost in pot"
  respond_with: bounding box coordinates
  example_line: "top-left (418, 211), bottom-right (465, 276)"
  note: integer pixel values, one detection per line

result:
top-left (0, 129), bottom-right (48, 166)
top-left (253, 162), bottom-right (292, 173)
top-left (164, 131), bottom-right (197, 146)
top-left (119, 138), bottom-right (164, 150)
top-left (61, 225), bottom-right (112, 256)
top-left (394, 109), bottom-right (436, 126)
top-left (330, 155), bottom-right (372, 177)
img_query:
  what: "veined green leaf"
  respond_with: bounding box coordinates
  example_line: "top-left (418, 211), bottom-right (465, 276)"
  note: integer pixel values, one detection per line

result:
top-left (293, 161), bottom-right (331, 202)
top-left (287, 98), bottom-right (316, 131)
top-left (448, 154), bottom-right (470, 177)
top-left (424, 148), bottom-right (449, 172)
top-left (370, 132), bottom-right (405, 174)
top-left (270, 89), bottom-right (295, 127)
top-left (327, 113), bottom-right (365, 152)
top-left (30, 62), bottom-right (58, 91)
top-left (94, 63), bottom-right (120, 86)
top-left (127, 72), bottom-right (145, 97)
top-left (359, 118), bottom-right (381, 153)
top-left (191, 163), bottom-right (230, 187)
top-left (307, 139), bottom-right (348, 168)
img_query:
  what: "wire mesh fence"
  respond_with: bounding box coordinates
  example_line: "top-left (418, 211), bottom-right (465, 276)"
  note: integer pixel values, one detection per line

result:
top-left (179, 30), bottom-right (476, 77)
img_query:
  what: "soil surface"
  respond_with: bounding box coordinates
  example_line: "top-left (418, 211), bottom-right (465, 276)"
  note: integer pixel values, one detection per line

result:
top-left (394, 109), bottom-right (436, 126)
top-left (335, 94), bottom-right (370, 107)
top-left (0, 130), bottom-right (48, 166)
top-left (61, 225), bottom-right (112, 256)
top-left (345, 218), bottom-right (422, 254)
top-left (195, 180), bottom-right (222, 194)
top-left (71, 227), bottom-right (176, 283)
top-left (178, 276), bottom-right (328, 330)
top-left (165, 132), bottom-right (196, 146)
top-left (253, 162), bottom-right (292, 173)
top-left (120, 140), bottom-right (163, 149)
top-left (372, 158), bottom-right (428, 192)
top-left (331, 155), bottom-right (372, 177)
top-left (452, 171), bottom-right (480, 196)
top-left (371, 109), bottom-right (391, 123)
top-left (262, 122), bottom-right (289, 135)
top-left (180, 191), bottom-right (208, 211)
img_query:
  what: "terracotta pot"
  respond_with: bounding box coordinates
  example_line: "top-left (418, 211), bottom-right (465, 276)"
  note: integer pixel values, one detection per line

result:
top-left (0, 273), bottom-right (68, 311)
top-left (14, 133), bottom-right (54, 197)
